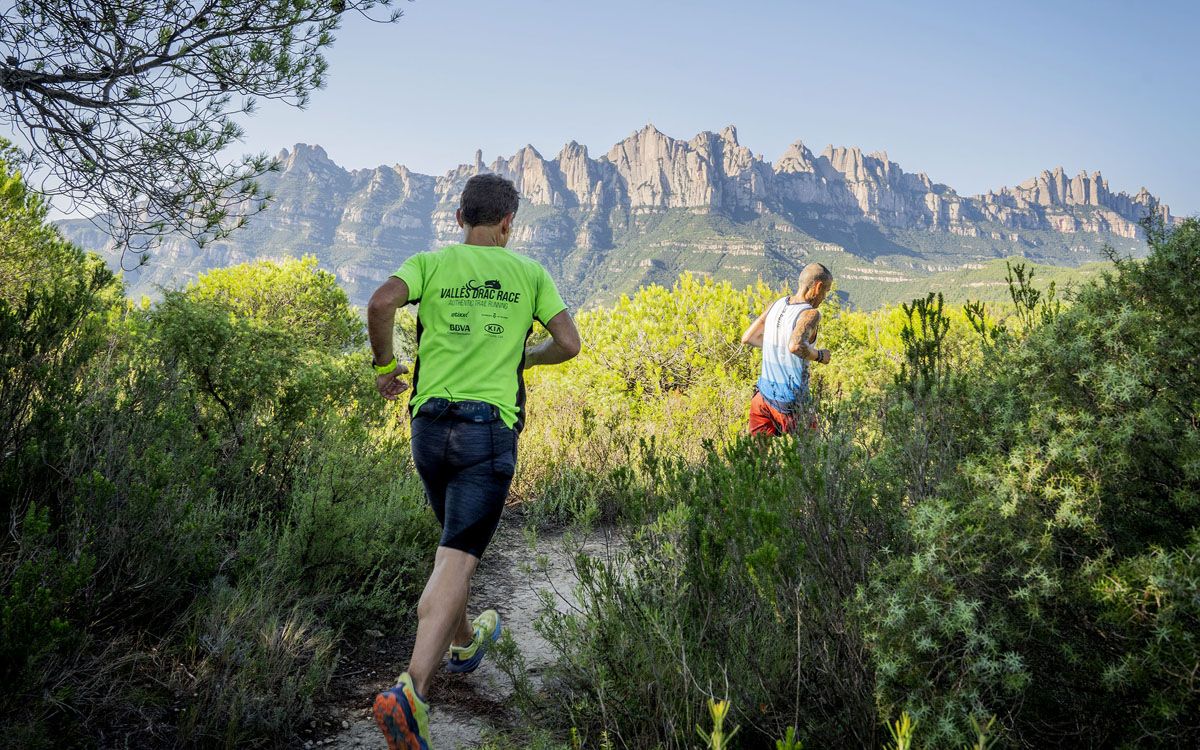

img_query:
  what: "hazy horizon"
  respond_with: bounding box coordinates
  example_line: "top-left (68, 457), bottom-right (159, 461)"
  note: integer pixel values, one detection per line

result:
top-left (223, 0), bottom-right (1199, 216)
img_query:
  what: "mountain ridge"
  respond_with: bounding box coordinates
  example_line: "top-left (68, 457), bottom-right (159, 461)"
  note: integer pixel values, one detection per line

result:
top-left (57, 124), bottom-right (1175, 309)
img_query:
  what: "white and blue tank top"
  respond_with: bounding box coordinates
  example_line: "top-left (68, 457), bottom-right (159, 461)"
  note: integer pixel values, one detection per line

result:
top-left (756, 296), bottom-right (812, 412)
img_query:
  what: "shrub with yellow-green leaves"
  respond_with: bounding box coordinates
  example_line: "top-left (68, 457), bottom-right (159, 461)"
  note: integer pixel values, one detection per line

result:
top-left (517, 273), bottom-right (926, 525)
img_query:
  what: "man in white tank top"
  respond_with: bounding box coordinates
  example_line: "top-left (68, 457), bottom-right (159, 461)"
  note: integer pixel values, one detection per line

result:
top-left (740, 263), bottom-right (833, 435)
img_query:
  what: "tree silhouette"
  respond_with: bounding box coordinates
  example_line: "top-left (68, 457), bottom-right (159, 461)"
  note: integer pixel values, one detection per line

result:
top-left (0, 0), bottom-right (403, 260)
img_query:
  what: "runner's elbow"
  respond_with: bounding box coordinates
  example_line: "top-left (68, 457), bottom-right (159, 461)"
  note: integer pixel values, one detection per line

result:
top-left (368, 278), bottom-right (409, 317)
top-left (367, 288), bottom-right (397, 317)
top-left (560, 335), bottom-right (582, 360)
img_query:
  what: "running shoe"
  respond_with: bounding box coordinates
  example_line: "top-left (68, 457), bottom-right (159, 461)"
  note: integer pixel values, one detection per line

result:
top-left (446, 609), bottom-right (502, 674)
top-left (373, 672), bottom-right (431, 750)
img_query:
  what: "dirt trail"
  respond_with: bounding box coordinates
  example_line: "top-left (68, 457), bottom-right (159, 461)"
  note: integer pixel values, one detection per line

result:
top-left (315, 523), bottom-right (614, 750)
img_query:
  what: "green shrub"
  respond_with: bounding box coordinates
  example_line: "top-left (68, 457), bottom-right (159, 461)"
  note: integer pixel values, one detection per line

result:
top-left (0, 176), bottom-right (438, 746)
top-left (861, 219), bottom-right (1200, 746)
top-left (0, 503), bottom-right (92, 700)
top-left (517, 273), bottom-right (984, 530)
top-left (1093, 533), bottom-right (1200, 743)
top-left (185, 256), bottom-right (364, 353)
top-left (271, 422), bottom-right (437, 632)
top-left (532, 421), bottom-right (898, 748)
top-left (174, 578), bottom-right (338, 746)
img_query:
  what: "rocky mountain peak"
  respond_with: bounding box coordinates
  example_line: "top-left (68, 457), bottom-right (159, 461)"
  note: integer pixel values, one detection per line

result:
top-left (821, 145), bottom-right (869, 182)
top-left (490, 144), bottom-right (560, 207)
top-left (260, 131), bottom-right (1175, 237)
top-left (63, 125), bottom-right (1177, 313)
top-left (279, 143), bottom-right (336, 174)
top-left (290, 142), bottom-right (329, 160)
top-left (519, 144), bottom-right (544, 160)
top-left (776, 141), bottom-right (817, 174)
top-left (604, 126), bottom-right (703, 207)
top-left (553, 140), bottom-right (604, 209)
top-left (558, 140), bottom-right (589, 161)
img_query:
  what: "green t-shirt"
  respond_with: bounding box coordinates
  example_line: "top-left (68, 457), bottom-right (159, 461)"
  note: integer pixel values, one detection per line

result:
top-left (393, 243), bottom-right (567, 431)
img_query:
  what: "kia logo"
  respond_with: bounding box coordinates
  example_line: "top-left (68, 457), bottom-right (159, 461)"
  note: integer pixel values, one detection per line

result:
top-left (485, 323), bottom-right (504, 335)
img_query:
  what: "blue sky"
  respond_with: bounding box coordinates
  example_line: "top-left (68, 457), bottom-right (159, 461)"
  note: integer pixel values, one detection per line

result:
top-left (242, 0), bottom-right (1198, 213)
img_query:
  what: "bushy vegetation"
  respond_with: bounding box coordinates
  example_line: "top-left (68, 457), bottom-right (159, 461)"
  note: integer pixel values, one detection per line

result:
top-left (3, 139), bottom-right (1197, 749)
top-left (502, 220), bottom-right (1200, 748)
top-left (862, 219), bottom-right (1200, 747)
top-left (0, 158), bottom-right (437, 747)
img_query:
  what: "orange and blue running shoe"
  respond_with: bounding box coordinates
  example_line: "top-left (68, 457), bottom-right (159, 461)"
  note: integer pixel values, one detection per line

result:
top-left (446, 609), bottom-right (501, 674)
top-left (373, 672), bottom-right (431, 750)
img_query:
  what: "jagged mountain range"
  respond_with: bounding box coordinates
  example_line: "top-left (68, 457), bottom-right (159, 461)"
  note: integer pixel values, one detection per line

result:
top-left (58, 124), bottom-right (1175, 309)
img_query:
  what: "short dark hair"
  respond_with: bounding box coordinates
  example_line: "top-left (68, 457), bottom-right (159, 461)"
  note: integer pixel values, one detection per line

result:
top-left (460, 173), bottom-right (520, 227)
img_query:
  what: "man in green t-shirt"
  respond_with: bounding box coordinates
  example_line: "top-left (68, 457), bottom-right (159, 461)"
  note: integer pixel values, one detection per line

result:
top-left (365, 174), bottom-right (581, 749)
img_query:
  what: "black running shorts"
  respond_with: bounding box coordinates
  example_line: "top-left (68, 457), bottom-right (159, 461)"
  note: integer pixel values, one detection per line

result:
top-left (410, 398), bottom-right (517, 558)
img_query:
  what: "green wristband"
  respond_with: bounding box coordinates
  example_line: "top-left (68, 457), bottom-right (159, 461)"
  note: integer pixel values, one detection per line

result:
top-left (373, 357), bottom-right (398, 376)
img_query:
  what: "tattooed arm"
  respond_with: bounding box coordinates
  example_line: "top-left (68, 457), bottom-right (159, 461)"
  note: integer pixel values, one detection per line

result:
top-left (787, 308), bottom-right (831, 364)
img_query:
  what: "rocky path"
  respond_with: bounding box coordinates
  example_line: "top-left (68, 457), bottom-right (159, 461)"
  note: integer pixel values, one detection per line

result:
top-left (312, 523), bottom-right (615, 750)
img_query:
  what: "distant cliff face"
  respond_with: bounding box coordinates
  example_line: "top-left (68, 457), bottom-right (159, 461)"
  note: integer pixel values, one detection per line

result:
top-left (58, 125), bottom-right (1173, 309)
